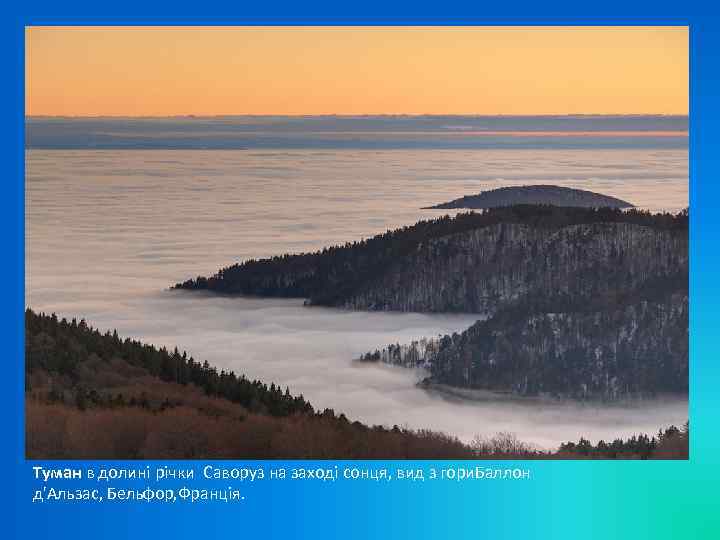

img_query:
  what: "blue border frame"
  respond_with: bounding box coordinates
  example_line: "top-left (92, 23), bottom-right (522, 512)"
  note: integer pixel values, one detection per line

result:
top-left (5, 6), bottom-right (718, 539)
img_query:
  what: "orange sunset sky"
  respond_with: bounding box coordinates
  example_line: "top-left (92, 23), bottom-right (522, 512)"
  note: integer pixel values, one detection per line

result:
top-left (25, 26), bottom-right (688, 117)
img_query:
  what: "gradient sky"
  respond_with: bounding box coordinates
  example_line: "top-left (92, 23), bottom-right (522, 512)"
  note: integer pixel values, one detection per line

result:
top-left (25, 26), bottom-right (688, 116)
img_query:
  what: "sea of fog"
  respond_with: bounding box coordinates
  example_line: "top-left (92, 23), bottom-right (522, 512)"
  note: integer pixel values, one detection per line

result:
top-left (26, 146), bottom-right (688, 449)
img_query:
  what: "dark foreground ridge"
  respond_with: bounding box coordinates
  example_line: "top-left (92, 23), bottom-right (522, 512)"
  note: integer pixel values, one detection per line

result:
top-left (25, 309), bottom-right (687, 459)
top-left (174, 205), bottom-right (687, 314)
top-left (174, 205), bottom-right (687, 402)
top-left (424, 185), bottom-right (634, 210)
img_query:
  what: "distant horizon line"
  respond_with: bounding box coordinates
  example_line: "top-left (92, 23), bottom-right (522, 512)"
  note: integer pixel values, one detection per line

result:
top-left (25, 113), bottom-right (689, 120)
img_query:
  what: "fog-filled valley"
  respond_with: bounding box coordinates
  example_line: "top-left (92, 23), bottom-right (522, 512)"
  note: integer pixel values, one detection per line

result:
top-left (26, 147), bottom-right (688, 449)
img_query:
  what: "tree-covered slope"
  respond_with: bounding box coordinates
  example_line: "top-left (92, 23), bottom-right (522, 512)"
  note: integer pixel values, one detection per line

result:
top-left (424, 185), bottom-right (634, 210)
top-left (25, 309), bottom-right (687, 458)
top-left (174, 206), bottom-right (687, 314)
top-left (25, 309), bottom-right (471, 458)
top-left (342, 221), bottom-right (686, 312)
top-left (25, 309), bottom-right (313, 417)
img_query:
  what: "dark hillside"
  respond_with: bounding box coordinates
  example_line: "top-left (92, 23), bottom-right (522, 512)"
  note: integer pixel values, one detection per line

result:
top-left (175, 206), bottom-right (687, 314)
top-left (25, 309), bottom-right (687, 459)
top-left (425, 185), bottom-right (634, 210)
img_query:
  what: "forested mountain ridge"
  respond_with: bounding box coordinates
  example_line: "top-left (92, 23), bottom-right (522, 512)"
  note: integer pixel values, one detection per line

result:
top-left (174, 206), bottom-right (688, 314)
top-left (341, 221), bottom-right (686, 313)
top-left (25, 308), bottom-right (688, 458)
top-left (25, 308), bottom-right (313, 418)
top-left (174, 205), bottom-right (687, 401)
top-left (24, 309), bottom-right (470, 458)
top-left (361, 293), bottom-right (688, 399)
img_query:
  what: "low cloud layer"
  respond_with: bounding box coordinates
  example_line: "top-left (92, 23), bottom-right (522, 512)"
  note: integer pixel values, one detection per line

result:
top-left (26, 147), bottom-right (689, 449)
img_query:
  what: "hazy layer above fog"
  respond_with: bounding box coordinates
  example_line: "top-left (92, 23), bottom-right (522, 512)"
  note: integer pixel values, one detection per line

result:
top-left (26, 115), bottom-right (688, 150)
top-left (26, 148), bottom-right (688, 448)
